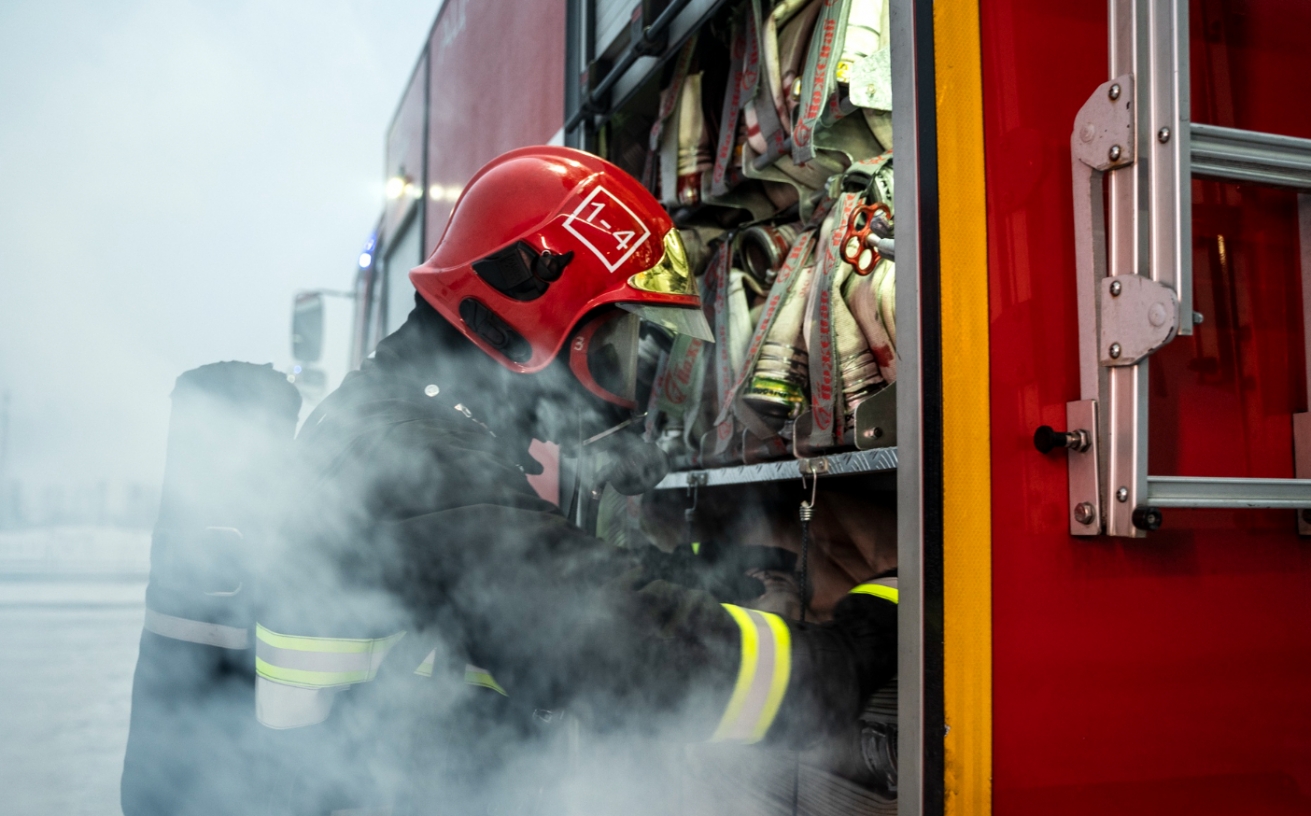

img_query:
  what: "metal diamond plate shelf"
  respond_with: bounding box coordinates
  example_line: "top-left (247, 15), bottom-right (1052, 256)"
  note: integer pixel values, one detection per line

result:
top-left (653, 447), bottom-right (898, 490)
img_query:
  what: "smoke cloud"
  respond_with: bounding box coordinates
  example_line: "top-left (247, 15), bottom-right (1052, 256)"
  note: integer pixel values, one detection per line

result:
top-left (0, 0), bottom-right (438, 493)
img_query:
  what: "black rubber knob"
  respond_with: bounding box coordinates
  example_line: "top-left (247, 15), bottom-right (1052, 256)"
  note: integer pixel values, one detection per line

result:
top-left (1132, 506), bottom-right (1163, 531)
top-left (1033, 425), bottom-right (1068, 454)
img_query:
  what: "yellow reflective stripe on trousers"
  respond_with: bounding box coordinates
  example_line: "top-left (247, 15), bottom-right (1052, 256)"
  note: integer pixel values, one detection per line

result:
top-left (711, 604), bottom-right (791, 744)
top-left (255, 624), bottom-right (405, 689)
top-left (850, 579), bottom-right (899, 604)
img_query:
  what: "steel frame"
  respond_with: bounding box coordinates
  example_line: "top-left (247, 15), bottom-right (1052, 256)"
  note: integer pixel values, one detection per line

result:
top-left (563, 0), bottom-right (943, 807)
top-left (892, 0), bottom-right (939, 811)
top-left (1068, 0), bottom-right (1311, 538)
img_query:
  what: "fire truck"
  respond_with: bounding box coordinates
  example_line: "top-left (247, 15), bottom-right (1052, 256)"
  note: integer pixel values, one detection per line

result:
top-left (289, 0), bottom-right (1311, 814)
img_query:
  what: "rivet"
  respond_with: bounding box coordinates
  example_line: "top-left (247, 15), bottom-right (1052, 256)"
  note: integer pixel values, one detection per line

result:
top-left (1148, 302), bottom-right (1168, 327)
top-left (424, 384), bottom-right (440, 397)
top-left (1116, 486), bottom-right (1129, 503)
top-left (1108, 144), bottom-right (1122, 162)
top-left (1074, 502), bottom-right (1096, 525)
top-left (1109, 342), bottom-right (1122, 359)
top-left (1108, 83), bottom-right (1121, 101)
top-left (1109, 280), bottom-right (1123, 296)
top-left (1158, 126), bottom-right (1171, 143)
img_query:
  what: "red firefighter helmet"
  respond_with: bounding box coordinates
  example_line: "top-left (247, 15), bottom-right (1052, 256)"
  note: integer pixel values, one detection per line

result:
top-left (410, 146), bottom-right (712, 407)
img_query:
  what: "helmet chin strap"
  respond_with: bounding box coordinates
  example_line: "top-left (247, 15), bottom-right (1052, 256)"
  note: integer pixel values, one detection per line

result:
top-left (581, 413), bottom-right (646, 447)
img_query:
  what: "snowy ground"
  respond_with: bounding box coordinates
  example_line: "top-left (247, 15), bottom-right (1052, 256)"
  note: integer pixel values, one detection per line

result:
top-left (0, 526), bottom-right (149, 815)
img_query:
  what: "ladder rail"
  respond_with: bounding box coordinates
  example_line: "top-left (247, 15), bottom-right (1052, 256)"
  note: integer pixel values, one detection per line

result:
top-left (1066, 0), bottom-right (1311, 536)
top-left (1191, 123), bottom-right (1311, 189)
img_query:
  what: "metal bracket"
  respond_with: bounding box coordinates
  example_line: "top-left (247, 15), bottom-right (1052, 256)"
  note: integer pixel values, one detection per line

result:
top-left (800, 457), bottom-right (831, 477)
top-left (1072, 75), bottom-right (1135, 172)
top-left (854, 383), bottom-right (898, 449)
top-left (1066, 400), bottom-right (1102, 535)
top-left (1099, 275), bottom-right (1179, 366)
top-left (1070, 75), bottom-right (1136, 403)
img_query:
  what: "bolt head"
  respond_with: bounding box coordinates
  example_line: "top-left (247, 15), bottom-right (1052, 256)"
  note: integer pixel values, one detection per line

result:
top-left (1108, 83), bottom-right (1122, 100)
top-left (1109, 342), bottom-right (1122, 359)
top-left (1108, 144), bottom-right (1122, 162)
top-left (1074, 502), bottom-right (1096, 525)
top-left (1158, 126), bottom-right (1171, 143)
top-left (1148, 302), bottom-right (1169, 327)
top-left (1109, 280), bottom-right (1123, 296)
top-left (1116, 486), bottom-right (1129, 503)
top-left (424, 384), bottom-right (440, 397)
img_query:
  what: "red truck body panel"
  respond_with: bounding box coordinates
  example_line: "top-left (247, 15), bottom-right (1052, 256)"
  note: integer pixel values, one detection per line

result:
top-left (423, 0), bottom-right (566, 258)
top-left (982, 1), bottom-right (1311, 813)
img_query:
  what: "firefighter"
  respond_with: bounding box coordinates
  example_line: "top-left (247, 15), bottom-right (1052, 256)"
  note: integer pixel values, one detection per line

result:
top-left (254, 146), bottom-right (897, 814)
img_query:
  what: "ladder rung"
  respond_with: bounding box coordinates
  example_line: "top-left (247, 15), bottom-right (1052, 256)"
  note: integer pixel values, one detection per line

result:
top-left (1190, 123), bottom-right (1311, 190)
top-left (1147, 475), bottom-right (1311, 509)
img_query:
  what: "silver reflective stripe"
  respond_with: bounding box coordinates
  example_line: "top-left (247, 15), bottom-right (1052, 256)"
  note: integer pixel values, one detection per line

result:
top-left (255, 676), bottom-right (340, 730)
top-left (143, 608), bottom-right (249, 650)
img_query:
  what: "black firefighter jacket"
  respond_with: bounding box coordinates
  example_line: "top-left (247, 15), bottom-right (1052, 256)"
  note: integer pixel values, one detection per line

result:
top-left (254, 302), bottom-right (744, 814)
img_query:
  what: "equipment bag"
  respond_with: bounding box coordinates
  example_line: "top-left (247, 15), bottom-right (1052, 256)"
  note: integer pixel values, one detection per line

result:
top-left (121, 362), bottom-right (300, 816)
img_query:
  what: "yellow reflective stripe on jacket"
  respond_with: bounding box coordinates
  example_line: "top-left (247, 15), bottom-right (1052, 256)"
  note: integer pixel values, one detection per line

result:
top-left (849, 579), bottom-right (899, 604)
top-left (711, 604), bottom-right (791, 744)
top-left (413, 651), bottom-right (507, 696)
top-left (464, 665), bottom-right (508, 696)
top-left (255, 624), bottom-right (405, 690)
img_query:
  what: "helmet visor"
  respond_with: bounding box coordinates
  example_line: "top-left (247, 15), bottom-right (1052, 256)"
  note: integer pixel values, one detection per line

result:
top-left (617, 302), bottom-right (714, 342)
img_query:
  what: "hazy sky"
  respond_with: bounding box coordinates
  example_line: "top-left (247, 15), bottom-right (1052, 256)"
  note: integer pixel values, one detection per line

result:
top-left (0, 0), bottom-right (440, 485)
